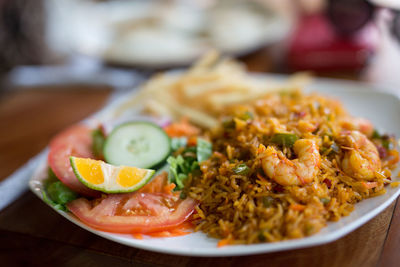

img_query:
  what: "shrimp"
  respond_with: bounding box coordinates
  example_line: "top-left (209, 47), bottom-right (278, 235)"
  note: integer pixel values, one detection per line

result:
top-left (339, 131), bottom-right (381, 180)
top-left (261, 139), bottom-right (321, 186)
top-left (340, 117), bottom-right (374, 137)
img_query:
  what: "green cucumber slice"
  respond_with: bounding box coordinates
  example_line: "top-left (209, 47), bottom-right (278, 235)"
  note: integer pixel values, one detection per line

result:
top-left (103, 122), bottom-right (171, 168)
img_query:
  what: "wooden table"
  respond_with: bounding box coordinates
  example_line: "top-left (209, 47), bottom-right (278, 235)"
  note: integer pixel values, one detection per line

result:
top-left (0, 51), bottom-right (399, 267)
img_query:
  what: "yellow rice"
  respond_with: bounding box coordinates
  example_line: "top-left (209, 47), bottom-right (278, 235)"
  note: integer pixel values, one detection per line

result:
top-left (184, 90), bottom-right (399, 245)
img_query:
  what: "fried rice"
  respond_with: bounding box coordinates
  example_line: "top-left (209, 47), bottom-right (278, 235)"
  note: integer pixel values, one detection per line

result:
top-left (184, 90), bottom-right (399, 245)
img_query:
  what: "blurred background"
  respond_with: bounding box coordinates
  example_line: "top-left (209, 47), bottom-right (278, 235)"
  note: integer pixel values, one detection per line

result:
top-left (1, 0), bottom-right (400, 89)
top-left (1, 0), bottom-right (400, 178)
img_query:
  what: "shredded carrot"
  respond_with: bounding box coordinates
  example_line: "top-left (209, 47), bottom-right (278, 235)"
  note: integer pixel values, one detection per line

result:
top-left (175, 222), bottom-right (194, 230)
top-left (147, 231), bottom-right (173, 237)
top-left (362, 181), bottom-right (378, 189)
top-left (133, 222), bottom-right (194, 239)
top-left (145, 222), bottom-right (193, 238)
top-left (154, 231), bottom-right (175, 237)
top-left (217, 238), bottom-right (231, 247)
top-left (169, 229), bottom-right (191, 236)
top-left (289, 204), bottom-right (306, 211)
top-left (163, 183), bottom-right (176, 195)
top-left (163, 118), bottom-right (200, 137)
top-left (132, 233), bottom-right (143, 239)
top-left (187, 136), bottom-right (197, 146)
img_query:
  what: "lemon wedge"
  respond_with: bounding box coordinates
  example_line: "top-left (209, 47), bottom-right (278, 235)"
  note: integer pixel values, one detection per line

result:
top-left (70, 156), bottom-right (155, 193)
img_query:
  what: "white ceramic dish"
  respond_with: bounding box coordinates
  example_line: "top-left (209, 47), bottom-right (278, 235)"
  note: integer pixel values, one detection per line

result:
top-left (29, 74), bottom-right (400, 257)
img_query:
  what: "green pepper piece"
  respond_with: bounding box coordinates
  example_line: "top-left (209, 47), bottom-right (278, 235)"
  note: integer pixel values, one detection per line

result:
top-left (320, 197), bottom-right (330, 205)
top-left (240, 111), bottom-right (254, 121)
top-left (258, 231), bottom-right (266, 242)
top-left (381, 136), bottom-right (394, 150)
top-left (222, 119), bottom-right (235, 129)
top-left (233, 163), bottom-right (250, 175)
top-left (270, 133), bottom-right (299, 147)
top-left (330, 142), bottom-right (340, 153)
top-left (372, 129), bottom-right (381, 139)
top-left (262, 196), bottom-right (274, 207)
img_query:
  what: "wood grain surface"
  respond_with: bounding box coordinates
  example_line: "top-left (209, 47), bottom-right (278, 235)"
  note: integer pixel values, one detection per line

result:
top-left (0, 87), bottom-right (111, 179)
top-left (0, 53), bottom-right (399, 267)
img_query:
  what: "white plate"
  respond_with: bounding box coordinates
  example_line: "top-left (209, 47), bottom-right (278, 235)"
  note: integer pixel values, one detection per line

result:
top-left (29, 74), bottom-right (400, 257)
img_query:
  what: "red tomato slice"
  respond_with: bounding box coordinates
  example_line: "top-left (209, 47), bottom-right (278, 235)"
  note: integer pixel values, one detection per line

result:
top-left (67, 193), bottom-right (197, 234)
top-left (48, 124), bottom-right (99, 197)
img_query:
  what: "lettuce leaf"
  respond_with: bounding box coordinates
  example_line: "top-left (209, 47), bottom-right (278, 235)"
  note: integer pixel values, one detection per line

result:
top-left (171, 137), bottom-right (188, 151)
top-left (196, 138), bottom-right (212, 162)
top-left (43, 168), bottom-right (78, 211)
top-left (92, 128), bottom-right (106, 158)
top-left (167, 138), bottom-right (212, 190)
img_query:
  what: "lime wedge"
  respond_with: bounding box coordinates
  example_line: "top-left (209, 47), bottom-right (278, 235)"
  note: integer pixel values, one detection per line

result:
top-left (70, 156), bottom-right (155, 193)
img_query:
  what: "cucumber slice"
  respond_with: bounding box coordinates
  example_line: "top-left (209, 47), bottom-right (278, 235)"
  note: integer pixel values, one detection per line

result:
top-left (103, 122), bottom-right (171, 168)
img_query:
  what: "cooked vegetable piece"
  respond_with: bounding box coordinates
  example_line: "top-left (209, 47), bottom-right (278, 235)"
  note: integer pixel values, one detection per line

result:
top-left (321, 142), bottom-right (340, 156)
top-left (222, 119), bottom-right (235, 129)
top-left (258, 232), bottom-right (266, 241)
top-left (262, 196), bottom-right (274, 207)
top-left (320, 198), bottom-right (330, 205)
top-left (382, 135), bottom-right (394, 150)
top-left (240, 111), bottom-right (254, 121)
top-left (372, 129), bottom-right (381, 139)
top-left (104, 122), bottom-right (171, 169)
top-left (233, 163), bottom-right (250, 175)
top-left (371, 130), bottom-right (394, 150)
top-left (331, 142), bottom-right (340, 153)
top-left (270, 133), bottom-right (299, 147)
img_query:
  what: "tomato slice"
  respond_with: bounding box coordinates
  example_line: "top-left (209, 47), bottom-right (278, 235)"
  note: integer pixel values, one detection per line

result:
top-left (48, 124), bottom-right (99, 197)
top-left (67, 193), bottom-right (197, 234)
